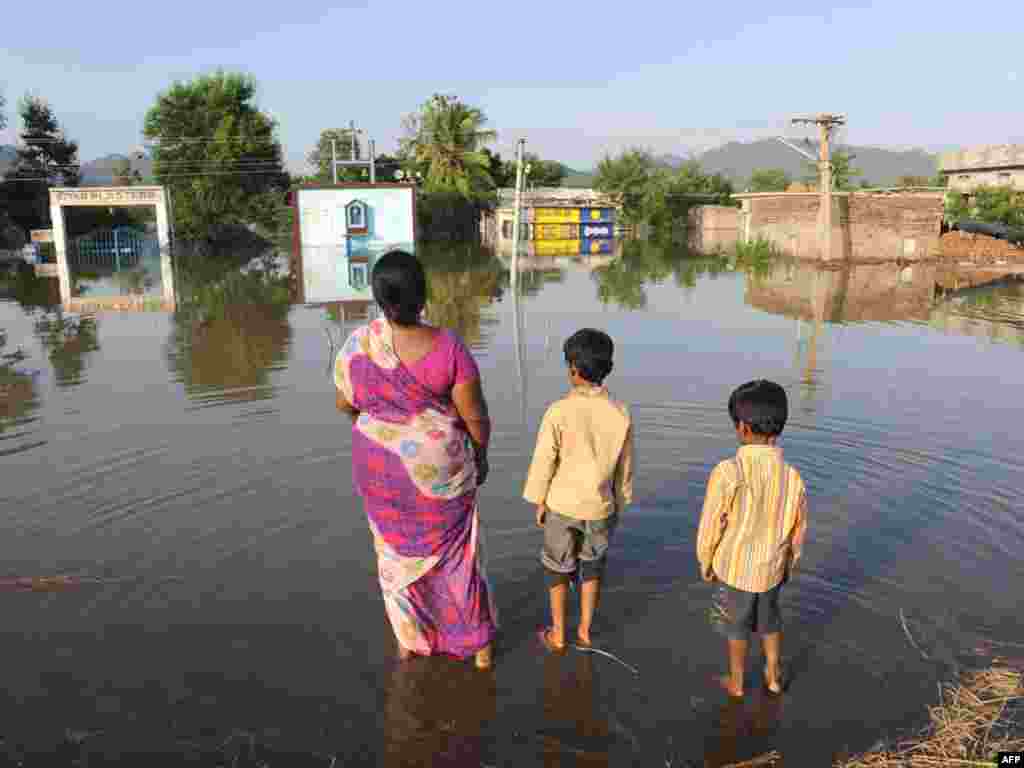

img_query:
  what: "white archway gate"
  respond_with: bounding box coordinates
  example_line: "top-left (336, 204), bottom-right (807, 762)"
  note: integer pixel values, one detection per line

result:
top-left (48, 186), bottom-right (175, 310)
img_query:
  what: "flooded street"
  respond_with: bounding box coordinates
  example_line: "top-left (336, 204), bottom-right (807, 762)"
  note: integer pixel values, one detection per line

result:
top-left (1, 242), bottom-right (1023, 765)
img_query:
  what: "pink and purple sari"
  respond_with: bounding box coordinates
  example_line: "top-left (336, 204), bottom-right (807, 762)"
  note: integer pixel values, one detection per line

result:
top-left (335, 318), bottom-right (498, 659)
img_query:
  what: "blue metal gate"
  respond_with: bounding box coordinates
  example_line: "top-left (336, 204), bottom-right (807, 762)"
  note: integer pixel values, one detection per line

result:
top-left (69, 227), bottom-right (152, 272)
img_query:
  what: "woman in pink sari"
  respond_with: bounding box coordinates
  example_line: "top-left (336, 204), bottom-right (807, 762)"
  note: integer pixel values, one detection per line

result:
top-left (334, 251), bottom-right (498, 669)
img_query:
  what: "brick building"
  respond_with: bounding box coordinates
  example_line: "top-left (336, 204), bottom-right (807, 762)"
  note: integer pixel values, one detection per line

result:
top-left (940, 145), bottom-right (1024, 193)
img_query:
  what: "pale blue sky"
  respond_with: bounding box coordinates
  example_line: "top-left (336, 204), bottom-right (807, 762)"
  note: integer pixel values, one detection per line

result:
top-left (1, 0), bottom-right (1021, 171)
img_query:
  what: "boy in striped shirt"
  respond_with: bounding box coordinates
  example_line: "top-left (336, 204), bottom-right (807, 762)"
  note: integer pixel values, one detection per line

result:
top-left (697, 380), bottom-right (808, 698)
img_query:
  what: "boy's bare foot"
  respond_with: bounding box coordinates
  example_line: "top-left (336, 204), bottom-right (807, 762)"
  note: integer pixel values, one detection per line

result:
top-left (763, 665), bottom-right (783, 695)
top-left (576, 630), bottom-right (592, 648)
top-left (397, 645), bottom-right (415, 661)
top-left (715, 675), bottom-right (744, 698)
top-left (474, 644), bottom-right (493, 669)
top-left (537, 627), bottom-right (567, 653)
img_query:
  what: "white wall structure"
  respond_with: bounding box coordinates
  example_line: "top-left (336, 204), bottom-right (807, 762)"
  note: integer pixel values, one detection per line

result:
top-left (293, 184), bottom-right (416, 304)
top-left (48, 186), bottom-right (174, 310)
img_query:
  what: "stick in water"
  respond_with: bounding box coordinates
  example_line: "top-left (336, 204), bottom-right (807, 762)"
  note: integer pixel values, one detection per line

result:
top-left (899, 608), bottom-right (930, 660)
top-left (572, 645), bottom-right (640, 676)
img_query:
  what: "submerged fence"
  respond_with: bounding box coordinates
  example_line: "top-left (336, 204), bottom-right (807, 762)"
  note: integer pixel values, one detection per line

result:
top-left (68, 227), bottom-right (153, 272)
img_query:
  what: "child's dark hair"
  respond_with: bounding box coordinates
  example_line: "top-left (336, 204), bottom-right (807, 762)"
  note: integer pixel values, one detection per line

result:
top-left (371, 250), bottom-right (426, 326)
top-left (564, 329), bottom-right (614, 385)
top-left (728, 380), bottom-right (788, 436)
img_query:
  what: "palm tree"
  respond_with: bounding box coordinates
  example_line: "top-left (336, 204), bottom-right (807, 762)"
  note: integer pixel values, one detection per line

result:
top-left (401, 95), bottom-right (497, 200)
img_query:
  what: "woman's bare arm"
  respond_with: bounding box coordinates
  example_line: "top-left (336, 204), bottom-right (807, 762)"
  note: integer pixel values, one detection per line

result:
top-left (452, 377), bottom-right (491, 483)
top-left (452, 377), bottom-right (491, 448)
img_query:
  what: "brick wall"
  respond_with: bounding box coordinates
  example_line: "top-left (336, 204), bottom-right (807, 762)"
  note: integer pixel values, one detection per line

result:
top-left (687, 205), bottom-right (741, 253)
top-left (738, 192), bottom-right (944, 261)
top-left (939, 231), bottom-right (1024, 264)
top-left (846, 193), bottom-right (945, 261)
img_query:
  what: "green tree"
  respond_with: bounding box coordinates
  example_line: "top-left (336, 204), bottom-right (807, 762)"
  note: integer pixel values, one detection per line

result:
top-left (804, 149), bottom-right (860, 190)
top-left (399, 94), bottom-right (496, 200)
top-left (143, 72), bottom-right (289, 240)
top-left (307, 128), bottom-right (365, 182)
top-left (0, 95), bottom-right (80, 232)
top-left (748, 168), bottom-right (791, 192)
top-left (946, 185), bottom-right (1024, 228)
top-left (594, 148), bottom-right (656, 223)
top-left (112, 158), bottom-right (143, 186)
top-left (897, 174), bottom-right (930, 187)
top-left (524, 153), bottom-right (567, 187)
top-left (482, 148), bottom-right (514, 188)
top-left (374, 153), bottom-right (403, 182)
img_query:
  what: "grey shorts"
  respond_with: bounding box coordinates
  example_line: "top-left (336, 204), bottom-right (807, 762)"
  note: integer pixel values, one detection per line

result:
top-left (711, 582), bottom-right (784, 641)
top-left (541, 511), bottom-right (617, 584)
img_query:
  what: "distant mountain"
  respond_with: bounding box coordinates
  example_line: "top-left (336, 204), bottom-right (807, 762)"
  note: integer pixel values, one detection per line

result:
top-left (80, 152), bottom-right (154, 185)
top-left (695, 140), bottom-right (939, 188)
top-left (0, 145), bottom-right (17, 179)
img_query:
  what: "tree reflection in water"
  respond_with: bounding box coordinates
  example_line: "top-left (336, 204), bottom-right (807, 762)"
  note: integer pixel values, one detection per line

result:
top-left (0, 331), bottom-right (40, 434)
top-left (33, 310), bottom-right (100, 388)
top-left (167, 247), bottom-right (292, 404)
top-left (2, 268), bottom-right (97, 391)
top-left (591, 239), bottom-right (758, 310)
top-left (383, 656), bottom-right (496, 768)
top-left (419, 242), bottom-right (509, 348)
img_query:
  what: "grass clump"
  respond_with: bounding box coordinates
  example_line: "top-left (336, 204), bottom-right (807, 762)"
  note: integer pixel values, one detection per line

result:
top-left (836, 664), bottom-right (1022, 767)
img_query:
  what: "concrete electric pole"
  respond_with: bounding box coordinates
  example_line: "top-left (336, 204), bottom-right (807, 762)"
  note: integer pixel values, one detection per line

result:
top-left (510, 138), bottom-right (526, 283)
top-left (791, 113), bottom-right (846, 260)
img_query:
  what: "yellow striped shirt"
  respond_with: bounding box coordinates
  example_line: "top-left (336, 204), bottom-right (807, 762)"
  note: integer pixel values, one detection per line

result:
top-left (696, 445), bottom-right (807, 593)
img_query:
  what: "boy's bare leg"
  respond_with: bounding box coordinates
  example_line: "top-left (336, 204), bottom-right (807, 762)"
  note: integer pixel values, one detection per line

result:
top-left (547, 578), bottom-right (569, 648)
top-left (716, 639), bottom-right (747, 697)
top-left (577, 577), bottom-right (600, 646)
top-left (761, 632), bottom-right (782, 693)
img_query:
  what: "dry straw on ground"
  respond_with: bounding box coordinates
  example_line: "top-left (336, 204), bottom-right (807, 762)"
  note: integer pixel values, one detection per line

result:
top-left (836, 664), bottom-right (1022, 767)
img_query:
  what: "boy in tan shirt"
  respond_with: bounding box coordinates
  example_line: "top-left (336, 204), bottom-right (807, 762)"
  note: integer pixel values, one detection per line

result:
top-left (523, 329), bottom-right (634, 651)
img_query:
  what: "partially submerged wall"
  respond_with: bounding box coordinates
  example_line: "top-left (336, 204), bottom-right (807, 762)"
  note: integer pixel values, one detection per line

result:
top-left (687, 205), bottom-right (740, 253)
top-left (731, 191), bottom-right (945, 262)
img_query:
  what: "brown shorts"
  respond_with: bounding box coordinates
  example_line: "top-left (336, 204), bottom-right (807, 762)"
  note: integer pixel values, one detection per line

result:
top-left (541, 511), bottom-right (617, 584)
top-left (711, 582), bottom-right (784, 641)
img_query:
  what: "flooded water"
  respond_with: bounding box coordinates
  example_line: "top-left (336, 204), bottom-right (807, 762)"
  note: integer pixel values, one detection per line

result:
top-left (1, 242), bottom-right (1023, 766)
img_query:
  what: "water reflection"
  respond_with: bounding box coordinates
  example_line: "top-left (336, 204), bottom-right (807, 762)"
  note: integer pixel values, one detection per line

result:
top-left (929, 277), bottom-right (1024, 346)
top-left (701, 695), bottom-right (784, 768)
top-left (539, 654), bottom-right (612, 767)
top-left (0, 330), bottom-right (40, 443)
top-left (166, 305), bottom-right (291, 406)
top-left (590, 240), bottom-right (730, 310)
top-left (167, 250), bottom-right (292, 405)
top-left (382, 657), bottom-right (496, 768)
top-left (420, 243), bottom-right (507, 350)
top-left (33, 309), bottom-right (100, 388)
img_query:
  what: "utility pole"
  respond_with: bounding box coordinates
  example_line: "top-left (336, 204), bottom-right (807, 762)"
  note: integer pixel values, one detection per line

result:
top-left (510, 138), bottom-right (526, 285)
top-left (330, 123), bottom-right (379, 185)
top-left (791, 113), bottom-right (845, 260)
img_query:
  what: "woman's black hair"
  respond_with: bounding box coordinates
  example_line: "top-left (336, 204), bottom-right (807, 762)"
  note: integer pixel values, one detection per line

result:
top-left (727, 380), bottom-right (788, 437)
top-left (564, 328), bottom-right (614, 385)
top-left (371, 250), bottom-right (426, 326)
